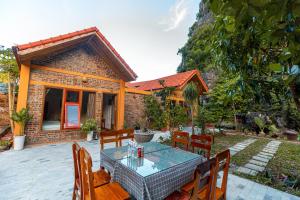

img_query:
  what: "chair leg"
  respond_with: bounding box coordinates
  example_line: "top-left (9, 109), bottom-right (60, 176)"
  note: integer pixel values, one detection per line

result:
top-left (72, 182), bottom-right (77, 200)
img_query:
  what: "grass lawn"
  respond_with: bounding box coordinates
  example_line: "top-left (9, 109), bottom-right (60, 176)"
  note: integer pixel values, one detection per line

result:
top-left (210, 134), bottom-right (249, 156)
top-left (231, 138), bottom-right (269, 166)
top-left (236, 141), bottom-right (300, 196)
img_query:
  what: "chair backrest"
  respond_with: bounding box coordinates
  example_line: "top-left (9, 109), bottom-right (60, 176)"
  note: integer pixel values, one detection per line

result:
top-left (79, 147), bottom-right (96, 200)
top-left (191, 157), bottom-right (217, 200)
top-left (72, 143), bottom-right (81, 181)
top-left (212, 149), bottom-right (230, 198)
top-left (172, 131), bottom-right (189, 150)
top-left (190, 134), bottom-right (212, 159)
top-left (117, 128), bottom-right (134, 146)
top-left (99, 130), bottom-right (119, 150)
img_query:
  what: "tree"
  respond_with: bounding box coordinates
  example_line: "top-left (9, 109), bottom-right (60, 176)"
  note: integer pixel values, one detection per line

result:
top-left (207, 0), bottom-right (300, 111)
top-left (0, 46), bottom-right (19, 132)
top-left (183, 82), bottom-right (200, 134)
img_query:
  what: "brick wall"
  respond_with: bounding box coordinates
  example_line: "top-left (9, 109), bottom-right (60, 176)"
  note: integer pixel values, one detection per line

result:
top-left (124, 92), bottom-right (146, 128)
top-left (24, 46), bottom-right (121, 144)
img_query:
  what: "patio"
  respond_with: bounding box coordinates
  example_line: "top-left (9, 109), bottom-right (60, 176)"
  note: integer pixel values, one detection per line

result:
top-left (0, 136), bottom-right (299, 200)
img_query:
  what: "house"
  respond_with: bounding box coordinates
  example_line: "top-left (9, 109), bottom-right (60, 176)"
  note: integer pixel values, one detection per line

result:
top-left (13, 27), bottom-right (208, 144)
top-left (125, 69), bottom-right (208, 128)
top-left (13, 27), bottom-right (137, 144)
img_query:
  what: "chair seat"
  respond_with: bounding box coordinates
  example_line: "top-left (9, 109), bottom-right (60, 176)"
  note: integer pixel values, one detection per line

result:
top-left (93, 169), bottom-right (111, 187)
top-left (91, 182), bottom-right (130, 200)
top-left (181, 180), bottom-right (194, 193)
top-left (76, 169), bottom-right (111, 189)
top-left (197, 187), bottom-right (224, 200)
top-left (165, 191), bottom-right (190, 200)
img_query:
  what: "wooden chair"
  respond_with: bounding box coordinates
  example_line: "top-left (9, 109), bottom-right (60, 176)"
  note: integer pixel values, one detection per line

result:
top-left (190, 134), bottom-right (212, 159)
top-left (72, 143), bottom-right (111, 200)
top-left (208, 149), bottom-right (230, 200)
top-left (117, 128), bottom-right (134, 147)
top-left (99, 130), bottom-right (119, 150)
top-left (188, 149), bottom-right (230, 200)
top-left (172, 131), bottom-right (189, 151)
top-left (79, 147), bottom-right (130, 200)
top-left (166, 157), bottom-right (217, 200)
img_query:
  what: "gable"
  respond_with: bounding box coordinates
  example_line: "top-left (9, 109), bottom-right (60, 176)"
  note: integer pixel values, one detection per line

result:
top-left (13, 27), bottom-right (137, 81)
top-left (31, 45), bottom-right (122, 80)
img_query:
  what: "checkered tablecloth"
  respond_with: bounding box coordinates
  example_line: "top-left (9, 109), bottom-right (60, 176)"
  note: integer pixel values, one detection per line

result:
top-left (100, 147), bottom-right (204, 200)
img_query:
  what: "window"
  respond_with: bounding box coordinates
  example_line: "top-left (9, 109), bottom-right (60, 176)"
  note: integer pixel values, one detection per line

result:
top-left (42, 88), bottom-right (96, 131)
top-left (42, 88), bottom-right (63, 130)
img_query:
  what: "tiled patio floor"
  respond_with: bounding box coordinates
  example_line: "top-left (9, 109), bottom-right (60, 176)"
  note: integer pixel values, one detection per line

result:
top-left (0, 137), bottom-right (299, 200)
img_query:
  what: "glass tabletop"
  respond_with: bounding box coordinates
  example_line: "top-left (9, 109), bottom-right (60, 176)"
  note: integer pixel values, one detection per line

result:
top-left (119, 148), bottom-right (201, 177)
top-left (101, 142), bottom-right (172, 160)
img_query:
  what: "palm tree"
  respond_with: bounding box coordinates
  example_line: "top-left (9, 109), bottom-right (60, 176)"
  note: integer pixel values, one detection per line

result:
top-left (183, 82), bottom-right (199, 134)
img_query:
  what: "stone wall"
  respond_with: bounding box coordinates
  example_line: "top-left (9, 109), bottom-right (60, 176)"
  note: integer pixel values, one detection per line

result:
top-left (124, 92), bottom-right (146, 128)
top-left (25, 46), bottom-right (121, 144)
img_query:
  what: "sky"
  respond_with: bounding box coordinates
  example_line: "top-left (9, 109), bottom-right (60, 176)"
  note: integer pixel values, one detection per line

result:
top-left (0, 0), bottom-right (200, 82)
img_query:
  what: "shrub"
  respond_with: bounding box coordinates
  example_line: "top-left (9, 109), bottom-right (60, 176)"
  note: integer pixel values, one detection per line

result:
top-left (144, 95), bottom-right (167, 130)
top-left (81, 119), bottom-right (98, 133)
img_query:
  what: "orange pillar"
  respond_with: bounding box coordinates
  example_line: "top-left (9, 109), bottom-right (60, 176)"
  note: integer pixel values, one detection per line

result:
top-left (14, 62), bottom-right (31, 135)
top-left (117, 80), bottom-right (125, 130)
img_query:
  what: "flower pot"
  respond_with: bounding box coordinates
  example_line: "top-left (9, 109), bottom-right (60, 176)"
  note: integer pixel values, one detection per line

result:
top-left (14, 135), bottom-right (25, 150)
top-left (87, 131), bottom-right (93, 141)
top-left (134, 130), bottom-right (154, 143)
top-left (284, 130), bottom-right (298, 141)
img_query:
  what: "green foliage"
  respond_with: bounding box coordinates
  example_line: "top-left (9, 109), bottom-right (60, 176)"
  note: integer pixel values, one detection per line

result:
top-left (207, 0), bottom-right (300, 109)
top-left (155, 86), bottom-right (176, 107)
top-left (11, 108), bottom-right (32, 136)
top-left (0, 46), bottom-right (19, 81)
top-left (81, 119), bottom-right (98, 133)
top-left (183, 82), bottom-right (200, 133)
top-left (183, 82), bottom-right (199, 104)
top-left (254, 117), bottom-right (265, 131)
top-left (177, 24), bottom-right (214, 72)
top-left (169, 105), bottom-right (188, 128)
top-left (144, 95), bottom-right (167, 130)
top-left (0, 140), bottom-right (10, 146)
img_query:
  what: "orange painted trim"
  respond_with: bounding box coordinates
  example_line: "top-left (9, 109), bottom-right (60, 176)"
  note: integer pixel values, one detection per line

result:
top-left (14, 63), bottom-right (31, 136)
top-left (125, 87), bottom-right (152, 95)
top-left (31, 65), bottom-right (122, 83)
top-left (178, 70), bottom-right (209, 92)
top-left (116, 80), bottom-right (125, 129)
top-left (167, 96), bottom-right (185, 102)
top-left (64, 102), bottom-right (81, 129)
top-left (30, 80), bottom-right (119, 94)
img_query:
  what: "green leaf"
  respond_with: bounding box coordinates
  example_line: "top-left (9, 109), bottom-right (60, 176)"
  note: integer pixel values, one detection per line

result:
top-left (268, 63), bottom-right (282, 72)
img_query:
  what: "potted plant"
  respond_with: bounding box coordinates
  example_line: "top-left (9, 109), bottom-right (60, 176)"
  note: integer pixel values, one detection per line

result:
top-left (11, 108), bottom-right (32, 150)
top-left (81, 119), bottom-right (98, 141)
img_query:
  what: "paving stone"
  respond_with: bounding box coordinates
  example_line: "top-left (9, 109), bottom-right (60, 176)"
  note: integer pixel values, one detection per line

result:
top-left (249, 159), bottom-right (268, 167)
top-left (245, 163), bottom-right (265, 172)
top-left (259, 152), bottom-right (274, 157)
top-left (237, 166), bottom-right (252, 175)
top-left (252, 156), bottom-right (270, 163)
top-left (257, 153), bottom-right (273, 159)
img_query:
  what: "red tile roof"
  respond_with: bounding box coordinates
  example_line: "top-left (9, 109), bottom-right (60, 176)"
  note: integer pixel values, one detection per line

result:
top-left (15, 27), bottom-right (137, 79)
top-left (126, 69), bottom-right (208, 92)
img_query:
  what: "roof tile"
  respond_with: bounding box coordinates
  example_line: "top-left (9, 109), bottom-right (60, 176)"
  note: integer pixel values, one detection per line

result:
top-left (15, 26), bottom-right (137, 79)
top-left (126, 69), bottom-right (208, 92)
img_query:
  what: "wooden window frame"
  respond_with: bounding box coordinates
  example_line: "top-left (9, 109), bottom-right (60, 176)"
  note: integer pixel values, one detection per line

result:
top-left (41, 87), bottom-right (94, 131)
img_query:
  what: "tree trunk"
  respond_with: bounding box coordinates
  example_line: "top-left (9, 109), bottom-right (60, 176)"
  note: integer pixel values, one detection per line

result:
top-left (232, 103), bottom-right (238, 130)
top-left (7, 74), bottom-right (15, 133)
top-left (191, 105), bottom-right (194, 135)
top-left (290, 84), bottom-right (300, 111)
